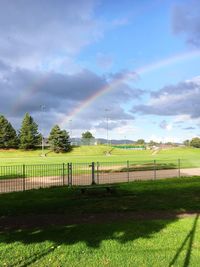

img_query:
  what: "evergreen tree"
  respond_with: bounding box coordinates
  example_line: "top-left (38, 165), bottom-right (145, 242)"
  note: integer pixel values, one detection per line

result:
top-left (48, 125), bottom-right (71, 153)
top-left (0, 115), bottom-right (18, 148)
top-left (19, 113), bottom-right (40, 149)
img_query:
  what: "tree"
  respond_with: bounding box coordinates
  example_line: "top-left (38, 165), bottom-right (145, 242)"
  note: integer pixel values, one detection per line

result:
top-left (183, 140), bottom-right (190, 146)
top-left (135, 139), bottom-right (145, 145)
top-left (81, 131), bottom-right (94, 145)
top-left (19, 113), bottom-right (40, 149)
top-left (0, 115), bottom-right (18, 149)
top-left (190, 137), bottom-right (200, 148)
top-left (149, 140), bottom-right (157, 147)
top-left (48, 125), bottom-right (71, 153)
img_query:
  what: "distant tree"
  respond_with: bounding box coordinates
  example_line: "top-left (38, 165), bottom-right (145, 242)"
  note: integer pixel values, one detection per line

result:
top-left (48, 125), bottom-right (71, 153)
top-left (19, 113), bottom-right (40, 149)
top-left (81, 131), bottom-right (94, 145)
top-left (135, 139), bottom-right (145, 145)
top-left (149, 140), bottom-right (157, 146)
top-left (183, 139), bottom-right (190, 146)
top-left (190, 137), bottom-right (200, 148)
top-left (82, 131), bottom-right (94, 139)
top-left (0, 115), bottom-right (18, 149)
top-left (165, 142), bottom-right (173, 145)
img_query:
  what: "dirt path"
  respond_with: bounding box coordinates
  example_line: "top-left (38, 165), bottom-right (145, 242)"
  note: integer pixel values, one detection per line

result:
top-left (1, 167), bottom-right (200, 193)
top-left (0, 211), bottom-right (199, 230)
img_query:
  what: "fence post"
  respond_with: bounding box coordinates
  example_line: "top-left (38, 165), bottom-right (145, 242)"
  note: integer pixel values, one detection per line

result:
top-left (67, 163), bottom-right (69, 186)
top-left (91, 162), bottom-right (95, 185)
top-left (70, 163), bottom-right (72, 186)
top-left (154, 160), bottom-right (156, 180)
top-left (62, 163), bottom-right (65, 186)
top-left (67, 163), bottom-right (72, 186)
top-left (23, 164), bottom-right (26, 191)
top-left (178, 159), bottom-right (181, 178)
top-left (127, 160), bottom-right (130, 182)
top-left (96, 162), bottom-right (99, 184)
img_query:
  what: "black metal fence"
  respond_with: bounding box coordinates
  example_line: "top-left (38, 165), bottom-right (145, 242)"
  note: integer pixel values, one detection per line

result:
top-left (0, 159), bottom-right (199, 194)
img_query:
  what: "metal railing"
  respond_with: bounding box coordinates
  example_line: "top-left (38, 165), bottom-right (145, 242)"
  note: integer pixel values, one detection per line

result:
top-left (0, 159), bottom-right (199, 193)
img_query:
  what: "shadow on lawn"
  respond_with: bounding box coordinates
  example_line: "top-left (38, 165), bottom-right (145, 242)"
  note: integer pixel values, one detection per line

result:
top-left (1, 215), bottom-right (199, 267)
top-left (1, 178), bottom-right (200, 266)
top-left (2, 218), bottom-right (176, 267)
top-left (169, 214), bottom-right (199, 267)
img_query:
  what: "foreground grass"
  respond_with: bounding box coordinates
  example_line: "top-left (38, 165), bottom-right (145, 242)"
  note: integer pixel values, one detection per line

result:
top-left (1, 177), bottom-right (200, 266)
top-left (1, 217), bottom-right (200, 267)
top-left (1, 177), bottom-right (200, 216)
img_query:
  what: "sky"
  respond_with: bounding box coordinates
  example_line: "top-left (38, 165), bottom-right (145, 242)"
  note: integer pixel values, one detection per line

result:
top-left (0, 0), bottom-right (200, 142)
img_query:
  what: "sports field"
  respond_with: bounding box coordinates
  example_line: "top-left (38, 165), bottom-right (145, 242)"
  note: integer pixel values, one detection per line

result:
top-left (0, 146), bottom-right (200, 167)
top-left (0, 177), bottom-right (200, 266)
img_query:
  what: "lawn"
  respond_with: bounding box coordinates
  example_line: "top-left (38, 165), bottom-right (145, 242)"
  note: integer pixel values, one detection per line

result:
top-left (0, 146), bottom-right (200, 168)
top-left (0, 177), bottom-right (200, 266)
top-left (1, 177), bottom-right (200, 216)
top-left (1, 217), bottom-right (200, 267)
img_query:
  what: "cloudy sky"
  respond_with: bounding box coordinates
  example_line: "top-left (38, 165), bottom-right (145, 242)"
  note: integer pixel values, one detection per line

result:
top-left (0, 0), bottom-right (200, 142)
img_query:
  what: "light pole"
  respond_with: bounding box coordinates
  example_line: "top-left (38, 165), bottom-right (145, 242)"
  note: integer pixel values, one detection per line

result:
top-left (40, 105), bottom-right (46, 156)
top-left (105, 109), bottom-right (109, 153)
top-left (69, 119), bottom-right (72, 144)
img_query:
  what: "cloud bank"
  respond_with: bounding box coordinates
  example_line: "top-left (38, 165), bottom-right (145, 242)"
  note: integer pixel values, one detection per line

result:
top-left (133, 76), bottom-right (200, 119)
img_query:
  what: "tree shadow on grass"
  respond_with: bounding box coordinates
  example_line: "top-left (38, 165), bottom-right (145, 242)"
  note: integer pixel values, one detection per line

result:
top-left (2, 215), bottom-right (198, 267)
top-left (1, 218), bottom-right (177, 267)
top-left (169, 214), bottom-right (199, 267)
top-left (0, 178), bottom-right (200, 266)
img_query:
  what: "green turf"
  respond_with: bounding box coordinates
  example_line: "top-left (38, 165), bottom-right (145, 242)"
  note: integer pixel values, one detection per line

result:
top-left (1, 177), bottom-right (200, 266)
top-left (1, 217), bottom-right (200, 267)
top-left (1, 177), bottom-right (200, 217)
top-left (0, 146), bottom-right (200, 167)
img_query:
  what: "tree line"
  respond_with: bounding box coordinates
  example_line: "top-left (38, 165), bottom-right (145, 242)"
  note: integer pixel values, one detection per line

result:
top-left (0, 113), bottom-right (71, 152)
top-left (184, 138), bottom-right (200, 148)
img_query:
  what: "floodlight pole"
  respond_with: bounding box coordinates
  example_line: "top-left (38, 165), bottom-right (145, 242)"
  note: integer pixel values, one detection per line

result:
top-left (124, 136), bottom-right (127, 149)
top-left (69, 119), bottom-right (72, 143)
top-left (40, 105), bottom-right (46, 156)
top-left (105, 109), bottom-right (109, 152)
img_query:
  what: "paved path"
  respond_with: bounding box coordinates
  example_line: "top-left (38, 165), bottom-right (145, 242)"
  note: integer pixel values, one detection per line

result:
top-left (0, 168), bottom-right (200, 193)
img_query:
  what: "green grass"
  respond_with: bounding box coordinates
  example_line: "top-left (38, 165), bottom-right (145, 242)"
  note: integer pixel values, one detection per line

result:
top-left (1, 177), bottom-right (200, 216)
top-left (0, 146), bottom-right (200, 167)
top-left (1, 177), bottom-right (200, 266)
top-left (1, 217), bottom-right (200, 267)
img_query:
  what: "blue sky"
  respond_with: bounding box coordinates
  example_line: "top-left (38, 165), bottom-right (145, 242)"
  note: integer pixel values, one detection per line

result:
top-left (0, 0), bottom-right (200, 142)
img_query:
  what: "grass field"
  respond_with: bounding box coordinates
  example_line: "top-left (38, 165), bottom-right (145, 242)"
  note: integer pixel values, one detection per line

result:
top-left (0, 177), bottom-right (200, 266)
top-left (0, 146), bottom-right (200, 167)
top-left (1, 217), bottom-right (200, 267)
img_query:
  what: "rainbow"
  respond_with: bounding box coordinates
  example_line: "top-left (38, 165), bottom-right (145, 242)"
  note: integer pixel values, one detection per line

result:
top-left (59, 49), bottom-right (200, 127)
